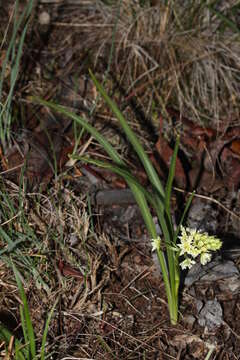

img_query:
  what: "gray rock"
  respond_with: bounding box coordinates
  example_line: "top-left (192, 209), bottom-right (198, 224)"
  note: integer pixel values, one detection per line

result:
top-left (198, 299), bottom-right (223, 330)
top-left (196, 299), bottom-right (204, 312)
top-left (184, 258), bottom-right (239, 287)
top-left (218, 275), bottom-right (240, 293)
top-left (187, 198), bottom-right (218, 233)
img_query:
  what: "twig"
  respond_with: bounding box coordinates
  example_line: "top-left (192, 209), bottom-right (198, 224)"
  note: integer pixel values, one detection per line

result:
top-left (174, 187), bottom-right (240, 220)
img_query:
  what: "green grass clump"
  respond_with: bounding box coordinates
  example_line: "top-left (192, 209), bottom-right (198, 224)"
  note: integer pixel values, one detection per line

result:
top-left (0, 0), bottom-right (34, 149)
top-left (0, 263), bottom-right (57, 360)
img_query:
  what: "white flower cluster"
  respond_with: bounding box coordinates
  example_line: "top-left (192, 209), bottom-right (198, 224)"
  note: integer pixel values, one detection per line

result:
top-left (177, 226), bottom-right (222, 270)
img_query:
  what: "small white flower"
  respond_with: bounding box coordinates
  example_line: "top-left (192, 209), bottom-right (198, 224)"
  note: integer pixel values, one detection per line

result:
top-left (200, 252), bottom-right (212, 265)
top-left (178, 241), bottom-right (193, 256)
top-left (151, 237), bottom-right (161, 252)
top-left (188, 246), bottom-right (200, 258)
top-left (180, 257), bottom-right (196, 270)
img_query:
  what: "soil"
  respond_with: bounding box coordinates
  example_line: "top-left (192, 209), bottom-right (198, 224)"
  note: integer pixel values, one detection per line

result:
top-left (1, 1), bottom-right (240, 359)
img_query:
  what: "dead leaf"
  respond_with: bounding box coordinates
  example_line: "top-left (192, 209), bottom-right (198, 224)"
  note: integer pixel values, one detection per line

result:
top-left (58, 259), bottom-right (83, 279)
top-left (170, 334), bottom-right (206, 359)
top-left (230, 139), bottom-right (240, 155)
top-left (154, 116), bottom-right (186, 187)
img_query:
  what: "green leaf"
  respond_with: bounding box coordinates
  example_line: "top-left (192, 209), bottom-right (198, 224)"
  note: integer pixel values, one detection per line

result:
top-left (75, 155), bottom-right (158, 238)
top-left (0, 227), bottom-right (25, 254)
top-left (73, 154), bottom-right (173, 311)
top-left (12, 263), bottom-right (36, 359)
top-left (174, 191), bottom-right (195, 244)
top-left (74, 155), bottom-right (159, 208)
top-left (40, 298), bottom-right (58, 360)
top-left (164, 135), bottom-right (180, 219)
top-left (89, 70), bottom-right (165, 201)
top-left (32, 98), bottom-right (123, 166)
top-left (163, 136), bottom-right (180, 300)
top-left (0, 323), bottom-right (26, 360)
top-left (207, 5), bottom-right (240, 34)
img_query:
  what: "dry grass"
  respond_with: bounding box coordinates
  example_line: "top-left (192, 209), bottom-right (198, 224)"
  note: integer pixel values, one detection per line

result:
top-left (0, 176), bottom-right (102, 357)
top-left (1, 1), bottom-right (240, 358)
top-left (68, 0), bottom-right (240, 129)
top-left (0, 176), bottom-right (168, 359)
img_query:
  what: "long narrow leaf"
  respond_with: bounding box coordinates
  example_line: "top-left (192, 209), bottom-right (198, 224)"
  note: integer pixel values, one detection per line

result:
top-left (15, 344), bottom-right (27, 360)
top-left (0, 324), bottom-right (27, 360)
top-left (77, 156), bottom-right (158, 238)
top-left (19, 305), bottom-right (29, 359)
top-left (40, 298), bottom-right (58, 360)
top-left (164, 136), bottom-right (180, 217)
top-left (77, 156), bottom-right (171, 246)
top-left (0, 0), bottom-right (34, 146)
top-left (208, 5), bottom-right (240, 34)
top-left (89, 70), bottom-right (165, 201)
top-left (33, 98), bottom-right (123, 166)
top-left (34, 96), bottom-right (164, 210)
top-left (173, 191), bottom-right (195, 244)
top-left (73, 155), bottom-right (159, 207)
top-left (0, 0), bottom-right (33, 96)
top-left (163, 136), bottom-right (180, 300)
top-left (0, 227), bottom-right (18, 249)
top-left (74, 155), bottom-right (173, 307)
top-left (35, 86), bottom-right (177, 323)
top-left (12, 263), bottom-right (36, 359)
top-left (121, 175), bottom-right (172, 306)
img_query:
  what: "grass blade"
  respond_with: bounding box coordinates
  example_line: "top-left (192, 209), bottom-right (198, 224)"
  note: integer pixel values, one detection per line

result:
top-left (174, 191), bottom-right (195, 244)
top-left (89, 70), bottom-right (165, 200)
top-left (163, 135), bottom-right (179, 280)
top-left (0, 323), bottom-right (26, 360)
top-left (40, 298), bottom-right (58, 360)
top-left (74, 154), bottom-right (173, 308)
top-left (73, 155), bottom-right (158, 207)
top-left (33, 98), bottom-right (124, 166)
top-left (0, 0), bottom-right (34, 147)
top-left (207, 5), bottom-right (240, 34)
top-left (76, 156), bottom-right (158, 238)
top-left (19, 305), bottom-right (29, 358)
top-left (12, 263), bottom-right (36, 359)
top-left (164, 135), bottom-right (180, 218)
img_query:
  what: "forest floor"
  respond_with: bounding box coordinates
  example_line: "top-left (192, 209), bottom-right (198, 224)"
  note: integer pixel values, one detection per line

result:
top-left (1, 1), bottom-right (240, 359)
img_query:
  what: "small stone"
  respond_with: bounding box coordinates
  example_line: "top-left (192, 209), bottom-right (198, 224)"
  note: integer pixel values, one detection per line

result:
top-left (184, 314), bottom-right (196, 330)
top-left (198, 299), bottom-right (223, 330)
top-left (38, 11), bottom-right (50, 26)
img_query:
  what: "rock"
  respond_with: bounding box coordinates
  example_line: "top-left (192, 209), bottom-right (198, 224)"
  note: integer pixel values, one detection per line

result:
top-left (198, 299), bottom-right (223, 330)
top-left (184, 314), bottom-right (196, 330)
top-left (184, 258), bottom-right (239, 287)
top-left (201, 260), bottom-right (239, 281)
top-left (196, 299), bottom-right (204, 312)
top-left (38, 11), bottom-right (51, 26)
top-left (218, 275), bottom-right (240, 293)
top-left (187, 198), bottom-right (218, 233)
